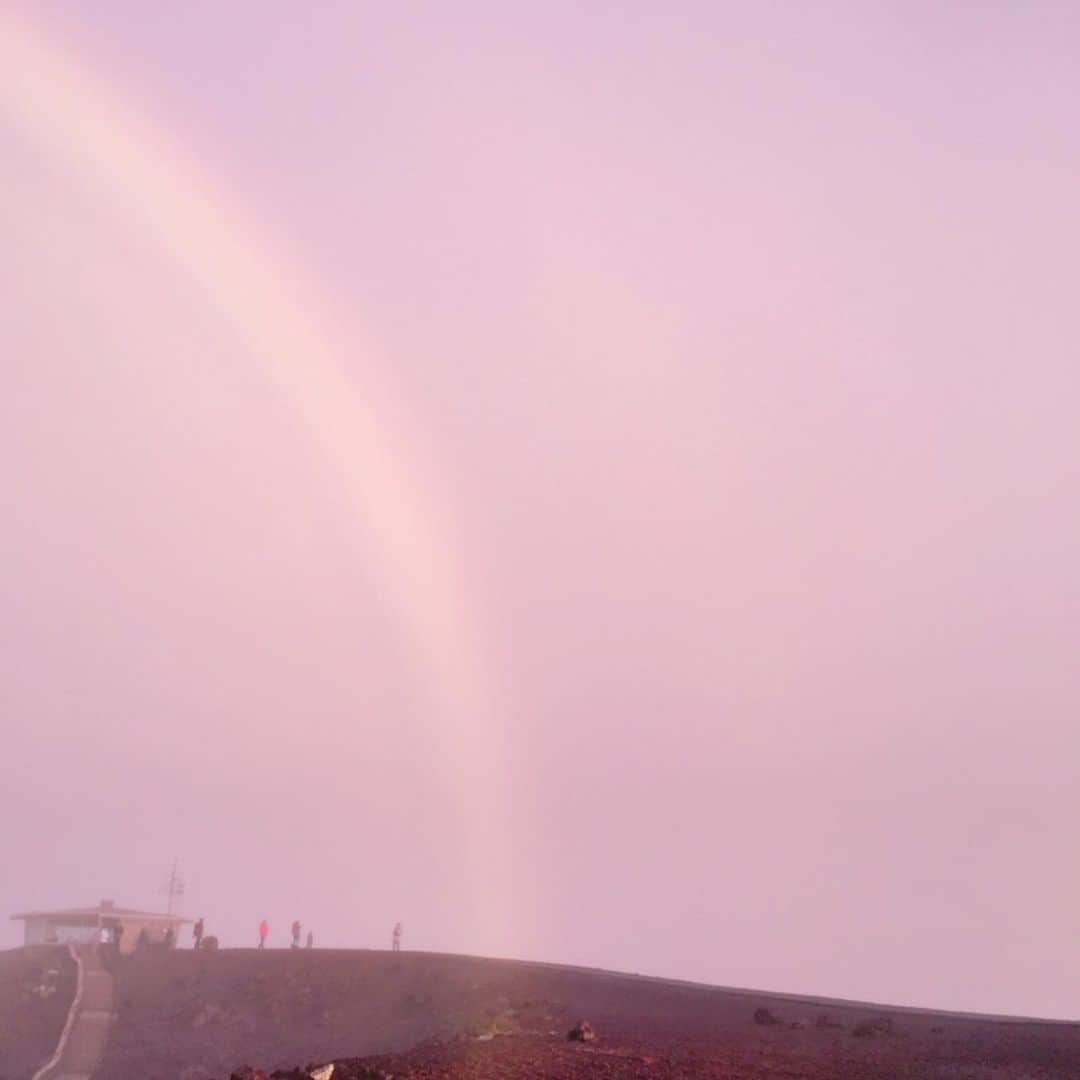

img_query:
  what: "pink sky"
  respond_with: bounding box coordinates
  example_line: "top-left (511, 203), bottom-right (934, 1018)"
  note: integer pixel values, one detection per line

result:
top-left (2, 2), bottom-right (1079, 1018)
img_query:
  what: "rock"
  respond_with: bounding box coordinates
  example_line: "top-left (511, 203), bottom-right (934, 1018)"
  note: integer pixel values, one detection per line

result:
top-left (567, 1020), bottom-right (596, 1042)
top-left (193, 1003), bottom-right (224, 1029)
top-left (309, 1066), bottom-right (335, 1080)
top-left (852, 1016), bottom-right (893, 1038)
top-left (201, 936), bottom-right (220, 952)
top-left (492, 1008), bottom-right (521, 1035)
top-left (754, 1007), bottom-right (780, 1026)
top-left (816, 1014), bottom-right (844, 1030)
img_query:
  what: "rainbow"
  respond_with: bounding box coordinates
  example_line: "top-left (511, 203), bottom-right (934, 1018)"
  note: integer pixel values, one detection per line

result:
top-left (0, 13), bottom-right (512, 950)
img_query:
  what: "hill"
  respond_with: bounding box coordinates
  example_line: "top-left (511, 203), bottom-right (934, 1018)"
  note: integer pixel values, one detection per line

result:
top-left (0, 946), bottom-right (77, 1080)
top-left (97, 949), bottom-right (1079, 1079)
top-left (4, 947), bottom-right (1078, 1079)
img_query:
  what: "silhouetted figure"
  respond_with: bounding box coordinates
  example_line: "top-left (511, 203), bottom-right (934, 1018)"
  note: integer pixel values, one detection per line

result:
top-left (164, 927), bottom-right (176, 949)
top-left (305, 930), bottom-right (314, 949)
top-left (291, 920), bottom-right (301, 949)
top-left (112, 923), bottom-right (124, 950)
top-left (258, 919), bottom-right (269, 949)
top-left (193, 917), bottom-right (205, 950)
top-left (392, 922), bottom-right (402, 952)
top-left (136, 928), bottom-right (149, 950)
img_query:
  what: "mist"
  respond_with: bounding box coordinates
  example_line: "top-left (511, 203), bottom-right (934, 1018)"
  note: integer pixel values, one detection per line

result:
top-left (2, 2), bottom-right (1079, 1020)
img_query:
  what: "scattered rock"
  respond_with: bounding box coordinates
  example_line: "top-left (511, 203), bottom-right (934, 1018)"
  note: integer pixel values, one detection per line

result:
top-left (467, 1005), bottom-right (520, 1041)
top-left (308, 1065), bottom-right (335, 1080)
top-left (754, 1007), bottom-right (780, 1026)
top-left (852, 1016), bottom-right (893, 1038)
top-left (816, 1014), bottom-right (844, 1030)
top-left (192, 1004), bottom-right (223, 1029)
top-left (567, 1020), bottom-right (596, 1042)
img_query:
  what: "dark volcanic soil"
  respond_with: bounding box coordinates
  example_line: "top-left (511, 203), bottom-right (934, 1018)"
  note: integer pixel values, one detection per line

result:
top-left (253, 1020), bottom-right (1080, 1080)
top-left (0, 946), bottom-right (77, 1080)
top-left (89, 949), bottom-right (1080, 1080)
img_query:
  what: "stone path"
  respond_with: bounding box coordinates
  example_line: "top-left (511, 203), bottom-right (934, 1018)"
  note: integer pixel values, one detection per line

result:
top-left (33, 944), bottom-right (115, 1080)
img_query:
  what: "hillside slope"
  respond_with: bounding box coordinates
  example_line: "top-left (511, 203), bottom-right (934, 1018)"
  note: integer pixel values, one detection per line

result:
top-left (93, 949), bottom-right (1080, 1080)
top-left (0, 947), bottom-right (77, 1080)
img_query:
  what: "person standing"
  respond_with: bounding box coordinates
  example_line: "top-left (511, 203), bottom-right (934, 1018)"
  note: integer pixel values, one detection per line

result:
top-left (193, 917), bottom-right (205, 950)
top-left (258, 919), bottom-right (269, 949)
top-left (305, 930), bottom-right (314, 949)
top-left (392, 922), bottom-right (402, 952)
top-left (291, 920), bottom-right (301, 949)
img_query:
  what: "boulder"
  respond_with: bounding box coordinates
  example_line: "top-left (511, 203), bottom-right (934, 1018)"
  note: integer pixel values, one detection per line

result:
top-left (567, 1020), bottom-right (596, 1042)
top-left (852, 1016), bottom-right (893, 1038)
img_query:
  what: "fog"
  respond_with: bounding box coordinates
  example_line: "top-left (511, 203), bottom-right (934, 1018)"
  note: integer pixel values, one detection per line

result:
top-left (2, 2), bottom-right (1079, 1019)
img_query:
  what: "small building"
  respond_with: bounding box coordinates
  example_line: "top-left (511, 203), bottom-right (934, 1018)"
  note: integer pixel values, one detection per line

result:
top-left (11, 900), bottom-right (190, 954)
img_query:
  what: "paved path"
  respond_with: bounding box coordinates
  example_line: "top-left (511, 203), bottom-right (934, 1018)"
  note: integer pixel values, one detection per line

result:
top-left (33, 944), bottom-right (115, 1080)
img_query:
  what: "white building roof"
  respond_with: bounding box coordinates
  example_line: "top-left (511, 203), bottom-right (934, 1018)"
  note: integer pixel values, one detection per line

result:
top-left (12, 901), bottom-right (190, 924)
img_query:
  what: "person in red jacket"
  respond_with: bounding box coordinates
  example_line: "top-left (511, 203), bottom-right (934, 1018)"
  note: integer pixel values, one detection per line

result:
top-left (258, 919), bottom-right (269, 949)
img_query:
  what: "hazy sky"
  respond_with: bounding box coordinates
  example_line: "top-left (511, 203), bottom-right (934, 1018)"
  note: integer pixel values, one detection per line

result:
top-left (2, 2), bottom-right (1079, 1019)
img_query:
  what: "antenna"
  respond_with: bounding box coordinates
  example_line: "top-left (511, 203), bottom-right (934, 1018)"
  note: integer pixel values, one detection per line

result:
top-left (162, 859), bottom-right (186, 915)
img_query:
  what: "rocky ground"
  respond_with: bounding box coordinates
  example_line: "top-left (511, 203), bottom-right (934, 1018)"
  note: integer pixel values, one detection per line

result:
top-left (4, 947), bottom-right (1078, 1079)
top-left (0, 946), bottom-right (77, 1080)
top-left (232, 1019), bottom-right (1080, 1080)
top-left (100, 950), bottom-right (1080, 1080)
top-left (222, 1000), bottom-right (1080, 1080)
